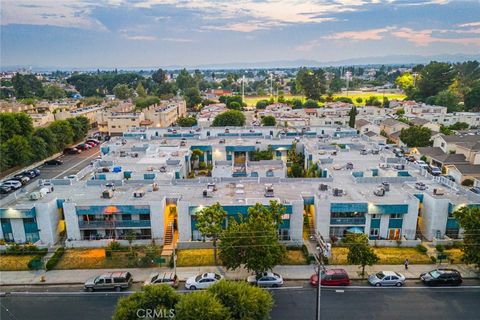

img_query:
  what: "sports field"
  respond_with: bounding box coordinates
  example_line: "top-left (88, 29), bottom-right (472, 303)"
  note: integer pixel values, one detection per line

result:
top-left (243, 91), bottom-right (406, 107)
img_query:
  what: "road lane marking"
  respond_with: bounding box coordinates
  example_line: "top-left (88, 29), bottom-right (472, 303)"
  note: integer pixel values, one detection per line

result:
top-left (335, 290), bottom-right (344, 293)
top-left (52, 150), bottom-right (100, 179)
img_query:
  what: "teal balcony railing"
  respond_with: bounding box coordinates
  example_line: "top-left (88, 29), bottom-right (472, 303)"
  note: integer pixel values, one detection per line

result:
top-left (78, 220), bottom-right (151, 229)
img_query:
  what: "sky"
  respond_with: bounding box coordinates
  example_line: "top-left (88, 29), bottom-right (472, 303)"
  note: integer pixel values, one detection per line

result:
top-left (1, 0), bottom-right (480, 68)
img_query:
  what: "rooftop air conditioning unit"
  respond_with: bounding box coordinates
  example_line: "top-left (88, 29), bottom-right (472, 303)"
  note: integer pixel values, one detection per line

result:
top-left (332, 188), bottom-right (343, 197)
top-left (381, 182), bottom-right (390, 192)
top-left (102, 189), bottom-right (113, 199)
top-left (319, 184), bottom-right (328, 191)
top-left (374, 186), bottom-right (385, 196)
top-left (433, 188), bottom-right (445, 196)
top-left (134, 189), bottom-right (145, 198)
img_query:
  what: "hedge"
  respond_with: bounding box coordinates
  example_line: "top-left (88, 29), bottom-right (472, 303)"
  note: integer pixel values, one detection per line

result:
top-left (45, 247), bottom-right (65, 271)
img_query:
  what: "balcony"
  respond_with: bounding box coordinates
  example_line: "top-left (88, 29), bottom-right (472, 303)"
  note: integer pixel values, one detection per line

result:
top-left (78, 220), bottom-right (151, 229)
top-left (330, 217), bottom-right (366, 225)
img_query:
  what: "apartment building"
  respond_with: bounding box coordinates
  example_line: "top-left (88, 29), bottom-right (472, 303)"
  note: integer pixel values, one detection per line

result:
top-left (2, 125), bottom-right (479, 248)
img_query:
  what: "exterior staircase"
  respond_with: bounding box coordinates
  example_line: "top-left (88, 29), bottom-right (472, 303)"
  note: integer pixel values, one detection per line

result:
top-left (160, 223), bottom-right (175, 257)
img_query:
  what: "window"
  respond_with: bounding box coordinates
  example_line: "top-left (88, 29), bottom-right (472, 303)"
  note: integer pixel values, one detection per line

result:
top-left (390, 214), bottom-right (402, 219)
top-left (371, 214), bottom-right (379, 219)
top-left (139, 214), bottom-right (150, 220)
top-left (105, 278), bottom-right (112, 284)
top-left (370, 228), bottom-right (379, 237)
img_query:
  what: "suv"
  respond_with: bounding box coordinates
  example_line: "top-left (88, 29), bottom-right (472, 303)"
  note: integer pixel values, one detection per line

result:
top-left (310, 268), bottom-right (350, 287)
top-left (428, 165), bottom-right (442, 176)
top-left (45, 159), bottom-right (63, 166)
top-left (64, 147), bottom-right (81, 155)
top-left (420, 269), bottom-right (462, 286)
top-left (1, 180), bottom-right (22, 190)
top-left (84, 272), bottom-right (133, 292)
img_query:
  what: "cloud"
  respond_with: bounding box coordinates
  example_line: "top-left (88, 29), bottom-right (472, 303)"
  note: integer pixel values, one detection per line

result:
top-left (0, 0), bottom-right (108, 30)
top-left (322, 27), bottom-right (392, 41)
top-left (458, 21), bottom-right (480, 28)
top-left (124, 35), bottom-right (157, 41)
top-left (161, 37), bottom-right (193, 42)
top-left (391, 28), bottom-right (480, 46)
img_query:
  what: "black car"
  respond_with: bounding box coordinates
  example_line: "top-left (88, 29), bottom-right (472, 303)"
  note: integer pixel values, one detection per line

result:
top-left (420, 269), bottom-right (462, 286)
top-left (0, 185), bottom-right (12, 194)
top-left (470, 187), bottom-right (480, 194)
top-left (44, 159), bottom-right (63, 166)
top-left (64, 147), bottom-right (81, 155)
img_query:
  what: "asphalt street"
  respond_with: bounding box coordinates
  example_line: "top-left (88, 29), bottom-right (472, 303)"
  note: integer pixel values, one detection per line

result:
top-left (1, 286), bottom-right (479, 320)
top-left (0, 144), bottom-right (100, 201)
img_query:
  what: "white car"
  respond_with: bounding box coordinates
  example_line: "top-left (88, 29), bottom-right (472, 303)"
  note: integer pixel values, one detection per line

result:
top-left (185, 272), bottom-right (222, 290)
top-left (1, 180), bottom-right (22, 190)
top-left (368, 271), bottom-right (405, 287)
top-left (247, 272), bottom-right (284, 287)
top-left (63, 175), bottom-right (77, 180)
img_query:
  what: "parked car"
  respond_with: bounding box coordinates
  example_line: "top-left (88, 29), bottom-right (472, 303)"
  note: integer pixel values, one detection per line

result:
top-left (415, 182), bottom-right (428, 190)
top-left (247, 272), bottom-right (284, 288)
top-left (143, 273), bottom-right (178, 288)
top-left (63, 175), bottom-right (77, 180)
top-left (12, 174), bottom-right (30, 185)
top-left (84, 272), bottom-right (133, 292)
top-left (420, 269), bottom-right (462, 286)
top-left (0, 185), bottom-right (12, 194)
top-left (64, 147), bottom-right (81, 154)
top-left (428, 166), bottom-right (442, 176)
top-left (368, 271), bottom-right (405, 287)
top-left (86, 139), bottom-right (100, 145)
top-left (44, 159), bottom-right (63, 166)
top-left (310, 269), bottom-right (350, 287)
top-left (185, 272), bottom-right (222, 290)
top-left (22, 169), bottom-right (40, 178)
top-left (443, 175), bottom-right (455, 182)
top-left (85, 141), bottom-right (97, 147)
top-left (406, 156), bottom-right (416, 162)
top-left (77, 144), bottom-right (91, 150)
top-left (1, 180), bottom-right (22, 190)
top-left (470, 187), bottom-right (480, 194)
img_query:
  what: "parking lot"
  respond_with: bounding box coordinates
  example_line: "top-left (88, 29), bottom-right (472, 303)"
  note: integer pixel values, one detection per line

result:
top-left (0, 144), bottom-right (100, 201)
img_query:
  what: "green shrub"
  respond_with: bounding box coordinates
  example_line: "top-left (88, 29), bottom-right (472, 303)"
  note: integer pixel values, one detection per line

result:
top-left (452, 241), bottom-right (463, 249)
top-left (108, 241), bottom-right (122, 251)
top-left (430, 256), bottom-right (437, 263)
top-left (435, 244), bottom-right (445, 252)
top-left (416, 244), bottom-right (428, 253)
top-left (45, 247), bottom-right (65, 270)
top-left (198, 161), bottom-right (207, 170)
top-left (28, 255), bottom-right (43, 270)
top-left (105, 248), bottom-right (112, 257)
top-left (5, 244), bottom-right (47, 256)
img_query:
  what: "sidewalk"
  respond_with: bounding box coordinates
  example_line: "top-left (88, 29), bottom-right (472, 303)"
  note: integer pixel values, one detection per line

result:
top-left (0, 264), bottom-right (478, 286)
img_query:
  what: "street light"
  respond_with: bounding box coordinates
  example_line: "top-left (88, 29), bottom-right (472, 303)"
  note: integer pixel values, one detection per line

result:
top-left (313, 233), bottom-right (330, 320)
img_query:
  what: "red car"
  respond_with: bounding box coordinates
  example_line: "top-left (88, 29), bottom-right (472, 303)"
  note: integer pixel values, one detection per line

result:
top-left (85, 141), bottom-right (97, 147)
top-left (77, 144), bottom-right (91, 150)
top-left (310, 269), bottom-right (350, 287)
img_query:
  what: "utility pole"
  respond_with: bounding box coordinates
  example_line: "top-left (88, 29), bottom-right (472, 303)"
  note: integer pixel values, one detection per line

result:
top-left (313, 233), bottom-right (331, 320)
top-left (242, 75), bottom-right (245, 106)
top-left (270, 73), bottom-right (273, 98)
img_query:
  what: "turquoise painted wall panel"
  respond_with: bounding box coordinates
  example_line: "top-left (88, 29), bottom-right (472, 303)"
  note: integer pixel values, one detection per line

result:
top-left (75, 205), bottom-right (150, 215)
top-left (368, 204), bottom-right (408, 214)
top-left (388, 218), bottom-right (403, 229)
top-left (330, 203), bottom-right (368, 213)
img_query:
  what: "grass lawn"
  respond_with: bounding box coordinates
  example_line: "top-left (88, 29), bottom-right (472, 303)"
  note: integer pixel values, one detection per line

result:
top-left (54, 247), bottom-right (162, 269)
top-left (0, 255), bottom-right (37, 271)
top-left (243, 92), bottom-right (406, 107)
top-left (444, 249), bottom-right (463, 264)
top-left (330, 247), bottom-right (431, 265)
top-left (176, 248), bottom-right (307, 267)
top-left (282, 249), bottom-right (308, 265)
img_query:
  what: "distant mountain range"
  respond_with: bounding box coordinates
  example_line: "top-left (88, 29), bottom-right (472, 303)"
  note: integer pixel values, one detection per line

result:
top-left (3, 53), bottom-right (480, 72)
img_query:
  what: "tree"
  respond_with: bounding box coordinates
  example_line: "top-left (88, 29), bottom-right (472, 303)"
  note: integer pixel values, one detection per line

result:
top-left (345, 233), bottom-right (379, 278)
top-left (296, 67), bottom-right (326, 100)
top-left (136, 82), bottom-right (147, 98)
top-left (43, 85), bottom-right (66, 100)
top-left (177, 116), bottom-right (197, 127)
top-left (228, 101), bottom-right (242, 110)
top-left (399, 126), bottom-right (432, 147)
top-left (34, 127), bottom-right (58, 154)
top-left (303, 99), bottom-right (319, 108)
top-left (256, 100), bottom-right (268, 109)
top-left (365, 96), bottom-right (381, 107)
top-left (329, 75), bottom-right (343, 93)
top-left (134, 96), bottom-right (160, 110)
top-left (395, 108), bottom-right (405, 116)
top-left (348, 106), bottom-right (357, 128)
top-left (152, 68), bottom-right (167, 85)
top-left (175, 291), bottom-right (228, 320)
top-left (417, 61), bottom-right (456, 99)
top-left (464, 81), bottom-right (480, 111)
top-left (49, 120), bottom-right (74, 150)
top-left (113, 84), bottom-right (133, 100)
top-left (212, 110), bottom-right (245, 127)
top-left (112, 285), bottom-right (179, 320)
top-left (176, 69), bottom-right (195, 92)
top-left (356, 97), bottom-right (363, 104)
top-left (291, 99), bottom-right (303, 109)
top-left (434, 90), bottom-right (461, 113)
top-left (29, 136), bottom-right (49, 162)
top-left (395, 73), bottom-right (414, 90)
top-left (261, 116), bottom-right (276, 127)
top-left (12, 73), bottom-right (44, 98)
top-left (219, 201), bottom-right (286, 273)
top-left (208, 281), bottom-right (274, 320)
top-left (184, 87), bottom-right (202, 108)
top-left (454, 60), bottom-right (480, 94)
top-left (449, 122), bottom-right (469, 131)
top-left (195, 203), bottom-right (227, 265)
top-left (454, 206), bottom-right (480, 268)
top-left (2, 135), bottom-right (32, 167)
